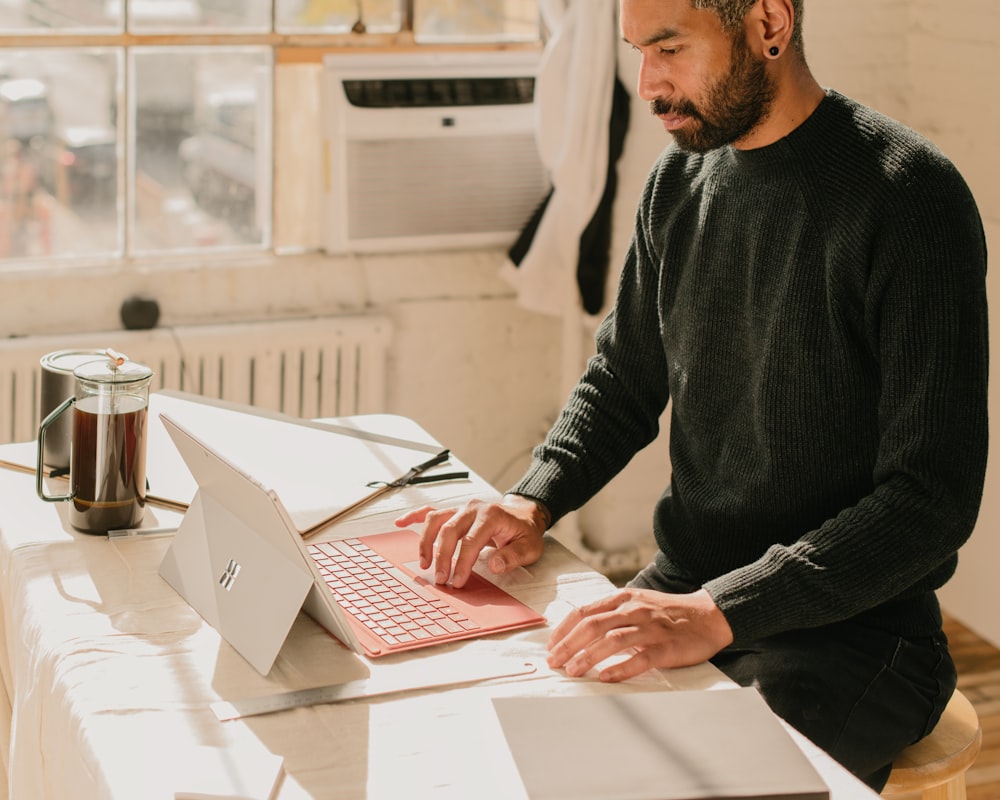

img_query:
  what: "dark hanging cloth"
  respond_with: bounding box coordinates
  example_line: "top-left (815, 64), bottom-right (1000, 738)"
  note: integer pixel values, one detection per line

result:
top-left (507, 190), bottom-right (551, 271)
top-left (508, 73), bottom-right (631, 316)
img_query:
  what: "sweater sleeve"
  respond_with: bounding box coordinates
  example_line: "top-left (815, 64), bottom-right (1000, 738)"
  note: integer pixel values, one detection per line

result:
top-left (704, 149), bottom-right (989, 643)
top-left (510, 171), bottom-right (672, 524)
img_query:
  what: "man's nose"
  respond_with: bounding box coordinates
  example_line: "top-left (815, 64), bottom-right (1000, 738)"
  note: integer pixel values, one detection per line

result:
top-left (637, 56), bottom-right (672, 103)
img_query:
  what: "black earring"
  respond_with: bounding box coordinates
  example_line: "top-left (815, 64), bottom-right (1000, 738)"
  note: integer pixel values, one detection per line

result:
top-left (769, 46), bottom-right (780, 56)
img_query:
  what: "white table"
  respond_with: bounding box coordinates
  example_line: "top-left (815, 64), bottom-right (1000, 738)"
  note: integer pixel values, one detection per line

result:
top-left (0, 395), bottom-right (880, 799)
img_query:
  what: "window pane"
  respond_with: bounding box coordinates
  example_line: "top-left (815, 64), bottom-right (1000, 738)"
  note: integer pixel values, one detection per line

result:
top-left (200, 0), bottom-right (272, 31)
top-left (131, 47), bottom-right (271, 253)
top-left (10, 0), bottom-right (274, 32)
top-left (276, 0), bottom-right (403, 34)
top-left (125, 0), bottom-right (272, 32)
top-left (120, 0), bottom-right (201, 31)
top-left (413, 0), bottom-right (539, 43)
top-left (6, 0), bottom-right (113, 31)
top-left (1, 48), bottom-right (121, 262)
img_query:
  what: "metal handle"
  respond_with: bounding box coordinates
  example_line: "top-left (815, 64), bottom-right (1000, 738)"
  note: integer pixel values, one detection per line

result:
top-left (36, 396), bottom-right (75, 503)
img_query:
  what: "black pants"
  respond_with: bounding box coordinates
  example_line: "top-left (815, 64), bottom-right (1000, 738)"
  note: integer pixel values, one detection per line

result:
top-left (628, 563), bottom-right (956, 791)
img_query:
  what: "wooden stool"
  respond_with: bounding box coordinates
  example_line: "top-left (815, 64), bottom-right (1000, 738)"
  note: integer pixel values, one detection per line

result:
top-left (882, 689), bottom-right (981, 800)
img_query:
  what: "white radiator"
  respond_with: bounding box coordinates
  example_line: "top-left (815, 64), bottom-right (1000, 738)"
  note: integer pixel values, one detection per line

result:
top-left (0, 316), bottom-right (393, 445)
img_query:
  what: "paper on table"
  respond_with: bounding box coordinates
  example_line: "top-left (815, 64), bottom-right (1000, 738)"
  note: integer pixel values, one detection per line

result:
top-left (0, 390), bottom-right (474, 532)
top-left (98, 719), bottom-right (285, 800)
top-left (173, 744), bottom-right (284, 800)
top-left (147, 391), bottom-right (464, 533)
top-left (493, 687), bottom-right (830, 800)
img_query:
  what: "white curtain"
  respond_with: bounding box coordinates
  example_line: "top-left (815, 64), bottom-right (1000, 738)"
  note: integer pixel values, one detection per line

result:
top-left (501, 0), bottom-right (620, 317)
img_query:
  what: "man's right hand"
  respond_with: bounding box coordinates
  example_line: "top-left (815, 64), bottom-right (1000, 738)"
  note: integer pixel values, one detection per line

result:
top-left (394, 494), bottom-right (548, 589)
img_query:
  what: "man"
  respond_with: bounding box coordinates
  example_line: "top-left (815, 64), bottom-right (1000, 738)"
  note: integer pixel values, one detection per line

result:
top-left (397, 0), bottom-right (989, 789)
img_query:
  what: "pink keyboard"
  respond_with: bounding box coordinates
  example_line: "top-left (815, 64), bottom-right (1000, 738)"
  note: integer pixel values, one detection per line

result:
top-left (307, 538), bottom-right (480, 648)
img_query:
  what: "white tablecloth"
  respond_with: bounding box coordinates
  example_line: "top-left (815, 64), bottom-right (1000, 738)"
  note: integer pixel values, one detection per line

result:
top-left (0, 398), bottom-right (880, 799)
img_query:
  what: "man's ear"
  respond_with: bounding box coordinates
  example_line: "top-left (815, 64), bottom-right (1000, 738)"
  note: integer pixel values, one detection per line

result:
top-left (752, 0), bottom-right (794, 58)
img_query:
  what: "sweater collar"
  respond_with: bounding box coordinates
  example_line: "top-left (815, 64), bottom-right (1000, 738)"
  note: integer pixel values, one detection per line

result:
top-left (719, 88), bottom-right (841, 175)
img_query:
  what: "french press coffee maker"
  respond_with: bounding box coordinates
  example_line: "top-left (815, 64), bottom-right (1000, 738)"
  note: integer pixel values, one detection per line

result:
top-left (36, 349), bottom-right (153, 534)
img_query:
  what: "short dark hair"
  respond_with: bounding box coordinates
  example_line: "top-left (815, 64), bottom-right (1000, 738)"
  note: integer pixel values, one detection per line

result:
top-left (691, 0), bottom-right (805, 54)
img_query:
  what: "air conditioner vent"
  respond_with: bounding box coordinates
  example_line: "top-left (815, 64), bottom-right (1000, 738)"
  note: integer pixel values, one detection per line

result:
top-left (342, 76), bottom-right (535, 108)
top-left (346, 133), bottom-right (546, 240)
top-left (321, 50), bottom-right (548, 254)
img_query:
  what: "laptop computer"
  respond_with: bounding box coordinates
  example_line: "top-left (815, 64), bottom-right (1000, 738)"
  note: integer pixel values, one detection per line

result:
top-left (157, 412), bottom-right (546, 675)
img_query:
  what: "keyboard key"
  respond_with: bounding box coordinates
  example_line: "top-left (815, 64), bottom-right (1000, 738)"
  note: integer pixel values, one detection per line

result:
top-left (307, 540), bottom-right (475, 649)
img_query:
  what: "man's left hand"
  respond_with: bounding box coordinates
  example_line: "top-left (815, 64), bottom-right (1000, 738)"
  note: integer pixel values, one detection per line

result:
top-left (546, 588), bottom-right (735, 681)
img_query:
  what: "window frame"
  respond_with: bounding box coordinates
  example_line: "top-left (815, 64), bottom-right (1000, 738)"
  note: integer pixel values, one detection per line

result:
top-left (0, 8), bottom-right (541, 271)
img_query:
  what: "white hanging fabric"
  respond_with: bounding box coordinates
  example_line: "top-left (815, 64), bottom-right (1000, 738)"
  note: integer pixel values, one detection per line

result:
top-left (501, 0), bottom-right (620, 317)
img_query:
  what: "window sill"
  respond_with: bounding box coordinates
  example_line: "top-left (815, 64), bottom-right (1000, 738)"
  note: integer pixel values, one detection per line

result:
top-left (0, 247), bottom-right (519, 338)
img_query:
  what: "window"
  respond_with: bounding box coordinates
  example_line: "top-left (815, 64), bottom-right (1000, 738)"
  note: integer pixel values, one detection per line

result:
top-left (0, 0), bottom-right (539, 265)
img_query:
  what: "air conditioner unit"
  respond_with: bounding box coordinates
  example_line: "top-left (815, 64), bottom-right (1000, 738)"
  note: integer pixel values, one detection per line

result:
top-left (320, 50), bottom-right (550, 254)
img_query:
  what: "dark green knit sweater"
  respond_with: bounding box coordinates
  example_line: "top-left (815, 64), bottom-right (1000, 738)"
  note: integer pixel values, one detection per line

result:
top-left (511, 90), bottom-right (989, 645)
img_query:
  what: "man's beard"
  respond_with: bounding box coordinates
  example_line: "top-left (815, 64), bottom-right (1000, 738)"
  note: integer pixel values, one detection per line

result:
top-left (651, 37), bottom-right (776, 153)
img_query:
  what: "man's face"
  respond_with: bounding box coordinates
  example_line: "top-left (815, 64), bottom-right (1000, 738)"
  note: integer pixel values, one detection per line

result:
top-left (622, 0), bottom-right (776, 153)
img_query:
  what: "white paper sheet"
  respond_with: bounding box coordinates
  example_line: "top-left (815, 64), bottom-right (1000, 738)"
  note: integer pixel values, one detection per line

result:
top-left (493, 688), bottom-right (831, 800)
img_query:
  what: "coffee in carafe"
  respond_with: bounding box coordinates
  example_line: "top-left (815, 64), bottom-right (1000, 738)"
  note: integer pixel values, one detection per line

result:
top-left (36, 350), bottom-right (153, 534)
top-left (70, 390), bottom-right (149, 531)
